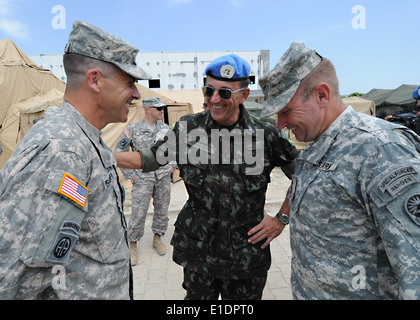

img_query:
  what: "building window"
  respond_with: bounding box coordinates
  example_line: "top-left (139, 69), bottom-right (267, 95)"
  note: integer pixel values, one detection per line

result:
top-left (249, 75), bottom-right (256, 84)
top-left (149, 79), bottom-right (161, 89)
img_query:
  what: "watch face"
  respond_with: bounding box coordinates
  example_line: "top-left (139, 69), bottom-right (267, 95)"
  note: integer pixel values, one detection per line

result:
top-left (279, 214), bottom-right (289, 225)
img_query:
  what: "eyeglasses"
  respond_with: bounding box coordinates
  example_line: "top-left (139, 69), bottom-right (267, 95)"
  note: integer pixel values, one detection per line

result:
top-left (202, 86), bottom-right (247, 100)
top-left (149, 106), bottom-right (165, 111)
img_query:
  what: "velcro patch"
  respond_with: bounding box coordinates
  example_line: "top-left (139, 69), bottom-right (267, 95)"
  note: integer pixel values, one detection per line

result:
top-left (386, 175), bottom-right (418, 197)
top-left (124, 129), bottom-right (132, 139)
top-left (379, 166), bottom-right (417, 195)
top-left (58, 173), bottom-right (89, 208)
top-left (46, 231), bottom-right (78, 264)
top-left (405, 194), bottom-right (420, 226)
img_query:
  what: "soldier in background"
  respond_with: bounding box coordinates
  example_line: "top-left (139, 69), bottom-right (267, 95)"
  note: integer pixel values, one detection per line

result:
top-left (115, 54), bottom-right (300, 300)
top-left (0, 21), bottom-right (150, 299)
top-left (115, 97), bottom-right (175, 264)
top-left (260, 41), bottom-right (420, 299)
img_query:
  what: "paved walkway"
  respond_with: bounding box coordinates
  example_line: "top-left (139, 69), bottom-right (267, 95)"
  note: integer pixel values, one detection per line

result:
top-left (127, 168), bottom-right (293, 300)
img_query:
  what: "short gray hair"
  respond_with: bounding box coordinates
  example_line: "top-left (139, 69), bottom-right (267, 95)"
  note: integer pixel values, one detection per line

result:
top-left (299, 58), bottom-right (340, 101)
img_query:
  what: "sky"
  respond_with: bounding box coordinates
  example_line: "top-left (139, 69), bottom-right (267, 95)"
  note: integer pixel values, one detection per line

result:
top-left (0, 0), bottom-right (418, 95)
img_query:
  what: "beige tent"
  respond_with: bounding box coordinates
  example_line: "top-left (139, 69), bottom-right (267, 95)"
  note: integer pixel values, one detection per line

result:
top-left (287, 96), bottom-right (376, 150)
top-left (0, 39), bottom-right (66, 167)
top-left (158, 89), bottom-right (204, 114)
top-left (342, 96), bottom-right (376, 116)
top-left (0, 88), bottom-right (64, 168)
top-left (0, 39), bottom-right (66, 125)
top-left (101, 83), bottom-right (179, 151)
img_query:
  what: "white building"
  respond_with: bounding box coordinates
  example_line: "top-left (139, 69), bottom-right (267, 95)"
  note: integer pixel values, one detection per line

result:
top-left (29, 50), bottom-right (269, 103)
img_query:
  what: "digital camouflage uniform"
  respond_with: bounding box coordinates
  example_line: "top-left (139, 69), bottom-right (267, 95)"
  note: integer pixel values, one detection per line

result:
top-left (0, 102), bottom-right (131, 299)
top-left (290, 107), bottom-right (420, 300)
top-left (139, 106), bottom-right (299, 297)
top-left (115, 119), bottom-right (173, 241)
top-left (260, 41), bottom-right (420, 300)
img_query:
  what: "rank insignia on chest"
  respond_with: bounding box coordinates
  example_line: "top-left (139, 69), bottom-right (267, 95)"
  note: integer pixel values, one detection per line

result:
top-left (124, 129), bottom-right (132, 139)
top-left (58, 173), bottom-right (89, 208)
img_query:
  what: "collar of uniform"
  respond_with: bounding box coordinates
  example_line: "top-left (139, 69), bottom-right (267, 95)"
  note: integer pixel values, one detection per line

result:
top-left (62, 101), bottom-right (102, 143)
top-left (62, 101), bottom-right (116, 168)
top-left (302, 106), bottom-right (353, 164)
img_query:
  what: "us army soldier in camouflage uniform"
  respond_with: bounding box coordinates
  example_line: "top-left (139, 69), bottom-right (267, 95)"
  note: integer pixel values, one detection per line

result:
top-left (0, 21), bottom-right (150, 300)
top-left (115, 98), bottom-right (175, 263)
top-left (260, 41), bottom-right (420, 299)
top-left (115, 54), bottom-right (300, 300)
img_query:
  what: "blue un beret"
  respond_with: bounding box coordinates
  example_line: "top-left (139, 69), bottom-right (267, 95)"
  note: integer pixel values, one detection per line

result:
top-left (413, 86), bottom-right (420, 100)
top-left (205, 54), bottom-right (251, 82)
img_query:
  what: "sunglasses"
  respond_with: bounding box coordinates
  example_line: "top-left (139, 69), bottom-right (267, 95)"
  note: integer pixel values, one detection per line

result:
top-left (151, 107), bottom-right (165, 111)
top-left (202, 86), bottom-right (247, 100)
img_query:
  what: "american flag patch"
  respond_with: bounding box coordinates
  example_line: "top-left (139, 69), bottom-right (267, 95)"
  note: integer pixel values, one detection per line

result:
top-left (58, 173), bottom-right (89, 208)
top-left (124, 129), bottom-right (132, 139)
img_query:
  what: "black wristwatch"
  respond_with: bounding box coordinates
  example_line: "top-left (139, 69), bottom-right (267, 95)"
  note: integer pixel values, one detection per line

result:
top-left (276, 212), bottom-right (289, 225)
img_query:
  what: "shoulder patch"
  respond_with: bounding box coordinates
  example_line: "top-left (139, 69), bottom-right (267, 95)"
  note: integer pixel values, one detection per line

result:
top-left (405, 194), bottom-right (420, 226)
top-left (379, 166), bottom-right (417, 195)
top-left (57, 173), bottom-right (89, 208)
top-left (124, 129), bottom-right (132, 139)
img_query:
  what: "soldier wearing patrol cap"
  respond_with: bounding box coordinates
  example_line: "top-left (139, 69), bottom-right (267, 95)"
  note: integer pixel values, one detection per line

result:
top-left (115, 97), bottom-right (176, 263)
top-left (260, 41), bottom-right (420, 299)
top-left (0, 20), bottom-right (150, 300)
top-left (114, 54), bottom-right (300, 300)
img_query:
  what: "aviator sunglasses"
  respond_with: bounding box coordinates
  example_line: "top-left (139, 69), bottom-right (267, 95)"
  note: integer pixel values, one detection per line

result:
top-left (202, 86), bottom-right (247, 100)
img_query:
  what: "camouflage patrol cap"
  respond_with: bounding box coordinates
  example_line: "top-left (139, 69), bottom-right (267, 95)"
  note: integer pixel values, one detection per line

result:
top-left (260, 41), bottom-right (323, 118)
top-left (143, 97), bottom-right (166, 108)
top-left (65, 20), bottom-right (151, 80)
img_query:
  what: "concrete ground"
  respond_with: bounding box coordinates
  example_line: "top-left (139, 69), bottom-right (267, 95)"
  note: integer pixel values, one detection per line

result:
top-left (125, 167), bottom-right (293, 300)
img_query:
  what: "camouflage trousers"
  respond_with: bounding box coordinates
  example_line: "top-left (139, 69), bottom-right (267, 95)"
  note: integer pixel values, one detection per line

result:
top-left (127, 173), bottom-right (171, 242)
top-left (182, 268), bottom-right (267, 300)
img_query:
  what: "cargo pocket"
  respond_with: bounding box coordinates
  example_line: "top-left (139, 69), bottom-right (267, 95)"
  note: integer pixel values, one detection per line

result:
top-left (230, 220), bottom-right (270, 269)
top-left (173, 209), bottom-right (217, 258)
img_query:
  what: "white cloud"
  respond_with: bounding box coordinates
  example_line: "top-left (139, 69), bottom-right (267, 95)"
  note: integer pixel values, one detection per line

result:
top-left (0, 18), bottom-right (29, 39)
top-left (0, 0), bottom-right (30, 39)
top-left (0, 0), bottom-right (12, 16)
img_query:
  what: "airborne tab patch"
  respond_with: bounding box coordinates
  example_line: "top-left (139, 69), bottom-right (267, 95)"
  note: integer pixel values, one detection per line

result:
top-left (58, 173), bottom-right (89, 208)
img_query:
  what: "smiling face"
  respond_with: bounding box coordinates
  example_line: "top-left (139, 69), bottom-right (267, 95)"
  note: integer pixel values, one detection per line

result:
top-left (204, 76), bottom-right (250, 127)
top-left (276, 85), bottom-right (327, 143)
top-left (99, 68), bottom-right (141, 125)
